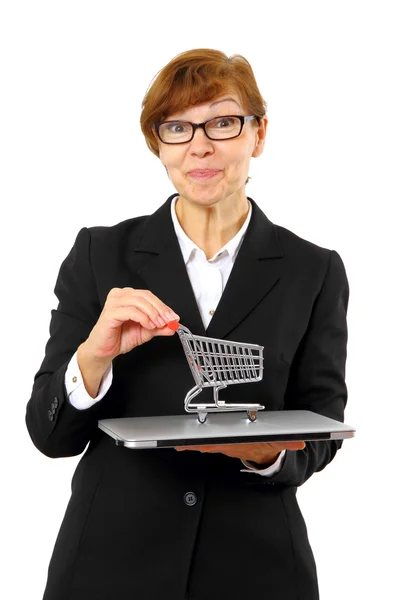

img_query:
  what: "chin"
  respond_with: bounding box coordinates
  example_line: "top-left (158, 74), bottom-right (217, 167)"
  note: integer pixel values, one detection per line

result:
top-left (187, 183), bottom-right (225, 197)
top-left (184, 193), bottom-right (223, 208)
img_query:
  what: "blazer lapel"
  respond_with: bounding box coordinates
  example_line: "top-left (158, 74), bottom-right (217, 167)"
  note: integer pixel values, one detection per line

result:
top-left (205, 197), bottom-right (284, 340)
top-left (127, 193), bottom-right (284, 341)
top-left (129, 193), bottom-right (207, 336)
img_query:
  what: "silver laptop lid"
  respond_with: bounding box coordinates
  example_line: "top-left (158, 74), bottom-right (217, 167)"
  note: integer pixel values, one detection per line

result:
top-left (98, 410), bottom-right (356, 449)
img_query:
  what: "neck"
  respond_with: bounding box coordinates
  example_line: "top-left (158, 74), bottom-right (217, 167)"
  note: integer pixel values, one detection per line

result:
top-left (175, 193), bottom-right (250, 260)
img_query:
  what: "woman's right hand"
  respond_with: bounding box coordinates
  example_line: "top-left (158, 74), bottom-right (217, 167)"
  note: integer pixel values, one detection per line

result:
top-left (75, 288), bottom-right (180, 399)
top-left (80, 287), bottom-right (180, 365)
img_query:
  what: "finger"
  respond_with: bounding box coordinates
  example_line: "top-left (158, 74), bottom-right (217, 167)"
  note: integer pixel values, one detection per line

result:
top-left (277, 441), bottom-right (306, 451)
top-left (284, 441), bottom-right (306, 450)
top-left (122, 289), bottom-right (180, 326)
top-left (105, 299), bottom-right (168, 329)
top-left (175, 446), bottom-right (216, 452)
top-left (152, 323), bottom-right (180, 337)
top-left (104, 306), bottom-right (160, 330)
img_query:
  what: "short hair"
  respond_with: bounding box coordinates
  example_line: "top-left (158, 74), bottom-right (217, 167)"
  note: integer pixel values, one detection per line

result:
top-left (140, 48), bottom-right (267, 184)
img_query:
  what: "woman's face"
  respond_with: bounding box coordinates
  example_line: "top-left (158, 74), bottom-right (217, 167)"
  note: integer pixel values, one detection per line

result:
top-left (156, 92), bottom-right (268, 208)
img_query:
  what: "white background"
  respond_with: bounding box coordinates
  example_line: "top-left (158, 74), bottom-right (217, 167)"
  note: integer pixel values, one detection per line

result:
top-left (1, 1), bottom-right (399, 598)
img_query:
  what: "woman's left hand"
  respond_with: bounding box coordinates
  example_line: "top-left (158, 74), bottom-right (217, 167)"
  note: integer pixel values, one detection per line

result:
top-left (174, 441), bottom-right (305, 467)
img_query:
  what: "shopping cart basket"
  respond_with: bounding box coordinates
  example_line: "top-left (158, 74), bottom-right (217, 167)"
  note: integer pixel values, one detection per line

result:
top-left (167, 321), bottom-right (265, 423)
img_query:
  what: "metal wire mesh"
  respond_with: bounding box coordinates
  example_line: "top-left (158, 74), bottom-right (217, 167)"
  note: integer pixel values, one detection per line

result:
top-left (177, 325), bottom-right (263, 389)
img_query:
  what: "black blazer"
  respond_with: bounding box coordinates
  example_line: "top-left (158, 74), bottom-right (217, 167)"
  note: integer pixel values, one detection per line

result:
top-left (26, 193), bottom-right (349, 600)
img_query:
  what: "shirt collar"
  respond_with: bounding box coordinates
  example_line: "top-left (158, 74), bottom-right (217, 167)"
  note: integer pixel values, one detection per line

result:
top-left (170, 195), bottom-right (252, 265)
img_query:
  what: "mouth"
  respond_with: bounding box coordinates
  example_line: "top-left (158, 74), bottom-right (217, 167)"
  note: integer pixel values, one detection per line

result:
top-left (187, 169), bottom-right (221, 180)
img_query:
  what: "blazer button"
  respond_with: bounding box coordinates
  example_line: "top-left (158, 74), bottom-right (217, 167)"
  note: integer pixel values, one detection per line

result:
top-left (184, 492), bottom-right (197, 506)
top-left (54, 397), bottom-right (59, 408)
top-left (48, 410), bottom-right (54, 421)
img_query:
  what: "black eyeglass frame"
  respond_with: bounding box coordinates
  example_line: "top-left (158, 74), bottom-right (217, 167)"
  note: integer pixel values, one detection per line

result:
top-left (153, 115), bottom-right (259, 144)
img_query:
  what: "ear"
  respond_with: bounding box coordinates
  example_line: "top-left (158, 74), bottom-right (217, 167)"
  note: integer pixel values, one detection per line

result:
top-left (252, 116), bottom-right (268, 158)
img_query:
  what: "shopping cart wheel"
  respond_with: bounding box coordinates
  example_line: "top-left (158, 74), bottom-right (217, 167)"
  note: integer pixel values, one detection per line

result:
top-left (197, 411), bottom-right (207, 424)
top-left (247, 410), bottom-right (258, 422)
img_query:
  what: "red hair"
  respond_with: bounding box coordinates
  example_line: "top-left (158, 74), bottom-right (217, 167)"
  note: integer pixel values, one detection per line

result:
top-left (140, 48), bottom-right (267, 163)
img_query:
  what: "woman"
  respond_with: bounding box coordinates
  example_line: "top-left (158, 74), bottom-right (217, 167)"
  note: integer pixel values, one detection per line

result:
top-left (26, 49), bottom-right (349, 600)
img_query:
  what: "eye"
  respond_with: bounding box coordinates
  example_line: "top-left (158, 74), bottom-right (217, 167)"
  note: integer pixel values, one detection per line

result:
top-left (166, 122), bottom-right (190, 133)
top-left (206, 116), bottom-right (240, 137)
top-left (214, 117), bottom-right (235, 128)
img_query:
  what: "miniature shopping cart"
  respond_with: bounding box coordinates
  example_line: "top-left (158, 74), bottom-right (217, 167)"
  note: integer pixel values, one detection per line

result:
top-left (167, 321), bottom-right (265, 424)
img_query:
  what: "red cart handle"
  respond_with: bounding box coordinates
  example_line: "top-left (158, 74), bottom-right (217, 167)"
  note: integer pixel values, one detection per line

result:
top-left (166, 320), bottom-right (180, 332)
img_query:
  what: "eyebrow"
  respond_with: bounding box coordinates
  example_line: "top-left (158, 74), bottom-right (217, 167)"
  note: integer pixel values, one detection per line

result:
top-left (209, 96), bottom-right (240, 107)
top-left (166, 96), bottom-right (241, 122)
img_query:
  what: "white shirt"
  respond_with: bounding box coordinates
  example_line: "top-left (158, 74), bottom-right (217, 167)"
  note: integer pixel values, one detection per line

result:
top-left (65, 196), bottom-right (286, 476)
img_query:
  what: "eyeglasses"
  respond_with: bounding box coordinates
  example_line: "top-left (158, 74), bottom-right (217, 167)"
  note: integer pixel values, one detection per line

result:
top-left (153, 115), bottom-right (258, 144)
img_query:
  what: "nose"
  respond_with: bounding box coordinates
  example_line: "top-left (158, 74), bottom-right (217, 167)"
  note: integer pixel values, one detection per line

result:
top-left (189, 126), bottom-right (214, 155)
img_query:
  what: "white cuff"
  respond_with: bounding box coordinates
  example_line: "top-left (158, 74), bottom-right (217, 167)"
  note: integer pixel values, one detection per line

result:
top-left (65, 350), bottom-right (113, 410)
top-left (240, 450), bottom-right (287, 476)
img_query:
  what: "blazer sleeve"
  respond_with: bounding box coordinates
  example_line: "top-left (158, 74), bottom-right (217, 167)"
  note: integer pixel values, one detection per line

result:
top-left (25, 227), bottom-right (105, 458)
top-left (265, 249), bottom-right (350, 487)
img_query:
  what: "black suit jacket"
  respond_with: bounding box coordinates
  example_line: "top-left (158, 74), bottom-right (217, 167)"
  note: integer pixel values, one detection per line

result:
top-left (26, 193), bottom-right (349, 600)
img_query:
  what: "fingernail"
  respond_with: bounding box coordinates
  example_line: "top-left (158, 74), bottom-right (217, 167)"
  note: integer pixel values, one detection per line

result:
top-left (165, 311), bottom-right (179, 321)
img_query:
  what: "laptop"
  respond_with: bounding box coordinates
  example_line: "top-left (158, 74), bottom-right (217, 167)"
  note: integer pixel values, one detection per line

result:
top-left (98, 410), bottom-right (356, 449)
